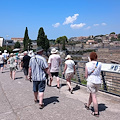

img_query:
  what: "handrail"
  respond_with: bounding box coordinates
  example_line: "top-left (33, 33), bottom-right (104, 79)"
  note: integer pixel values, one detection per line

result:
top-left (60, 60), bottom-right (120, 97)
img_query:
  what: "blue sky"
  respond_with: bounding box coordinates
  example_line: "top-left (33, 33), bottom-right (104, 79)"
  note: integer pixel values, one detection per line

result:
top-left (0, 0), bottom-right (120, 40)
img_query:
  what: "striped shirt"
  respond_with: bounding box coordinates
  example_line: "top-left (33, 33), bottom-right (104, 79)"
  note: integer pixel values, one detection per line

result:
top-left (29, 55), bottom-right (48, 81)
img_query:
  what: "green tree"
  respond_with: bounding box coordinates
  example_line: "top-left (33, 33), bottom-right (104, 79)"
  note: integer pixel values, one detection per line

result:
top-left (56, 36), bottom-right (68, 50)
top-left (44, 35), bottom-right (50, 53)
top-left (110, 32), bottom-right (115, 34)
top-left (56, 37), bottom-right (61, 50)
top-left (23, 27), bottom-right (29, 51)
top-left (14, 41), bottom-right (21, 48)
top-left (28, 39), bottom-right (33, 50)
top-left (62, 36), bottom-right (68, 50)
top-left (37, 27), bottom-right (50, 52)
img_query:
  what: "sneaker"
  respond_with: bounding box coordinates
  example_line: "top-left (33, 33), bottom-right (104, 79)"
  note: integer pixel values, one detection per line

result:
top-left (39, 103), bottom-right (44, 109)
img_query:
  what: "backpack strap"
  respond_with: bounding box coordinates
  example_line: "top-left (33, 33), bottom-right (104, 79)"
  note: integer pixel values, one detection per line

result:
top-left (88, 61), bottom-right (98, 75)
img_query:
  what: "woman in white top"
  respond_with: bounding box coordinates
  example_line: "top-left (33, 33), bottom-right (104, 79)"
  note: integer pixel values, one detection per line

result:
top-left (63, 55), bottom-right (75, 94)
top-left (85, 52), bottom-right (102, 117)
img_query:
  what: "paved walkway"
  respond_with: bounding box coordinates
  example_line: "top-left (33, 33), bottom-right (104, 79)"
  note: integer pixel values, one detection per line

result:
top-left (0, 66), bottom-right (120, 120)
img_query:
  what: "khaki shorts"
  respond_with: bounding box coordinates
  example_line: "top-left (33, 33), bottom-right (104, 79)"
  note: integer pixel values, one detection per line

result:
top-left (87, 81), bottom-right (101, 93)
top-left (65, 72), bottom-right (74, 80)
top-left (10, 67), bottom-right (16, 72)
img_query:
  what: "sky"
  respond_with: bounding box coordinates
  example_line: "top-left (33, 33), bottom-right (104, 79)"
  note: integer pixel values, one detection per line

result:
top-left (0, 0), bottom-right (120, 40)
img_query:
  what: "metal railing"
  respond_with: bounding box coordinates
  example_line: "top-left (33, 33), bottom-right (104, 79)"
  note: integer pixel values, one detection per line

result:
top-left (60, 60), bottom-right (120, 97)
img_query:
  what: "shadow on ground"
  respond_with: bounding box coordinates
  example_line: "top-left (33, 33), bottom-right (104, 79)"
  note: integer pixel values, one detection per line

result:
top-left (44, 96), bottom-right (59, 106)
top-left (15, 77), bottom-right (23, 80)
top-left (91, 103), bottom-right (108, 112)
top-left (73, 85), bottom-right (80, 91)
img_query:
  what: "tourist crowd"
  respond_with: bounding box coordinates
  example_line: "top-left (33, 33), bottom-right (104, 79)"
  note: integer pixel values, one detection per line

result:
top-left (0, 48), bottom-right (101, 117)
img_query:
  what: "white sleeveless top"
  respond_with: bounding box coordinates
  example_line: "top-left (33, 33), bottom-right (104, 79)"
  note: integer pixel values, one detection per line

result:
top-left (86, 61), bottom-right (102, 84)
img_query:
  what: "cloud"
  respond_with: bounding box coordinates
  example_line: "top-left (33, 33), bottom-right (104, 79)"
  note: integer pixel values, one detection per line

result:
top-left (85, 26), bottom-right (91, 30)
top-left (101, 23), bottom-right (107, 26)
top-left (63, 14), bottom-right (79, 25)
top-left (93, 24), bottom-right (99, 26)
top-left (52, 23), bottom-right (60, 27)
top-left (70, 23), bottom-right (86, 29)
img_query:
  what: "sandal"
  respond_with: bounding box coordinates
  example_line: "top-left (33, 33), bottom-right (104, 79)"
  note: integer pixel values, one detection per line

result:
top-left (39, 103), bottom-right (44, 109)
top-left (84, 103), bottom-right (90, 110)
top-left (34, 99), bottom-right (39, 103)
top-left (91, 112), bottom-right (99, 117)
top-left (70, 89), bottom-right (73, 94)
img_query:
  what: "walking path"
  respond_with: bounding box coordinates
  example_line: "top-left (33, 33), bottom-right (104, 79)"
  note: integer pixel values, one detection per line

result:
top-left (0, 67), bottom-right (120, 120)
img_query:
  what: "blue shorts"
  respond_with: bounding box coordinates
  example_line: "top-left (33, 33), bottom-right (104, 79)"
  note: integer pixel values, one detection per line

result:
top-left (0, 63), bottom-right (4, 67)
top-left (33, 81), bottom-right (46, 92)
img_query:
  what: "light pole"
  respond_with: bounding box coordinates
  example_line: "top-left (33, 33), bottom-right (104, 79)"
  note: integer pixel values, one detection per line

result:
top-left (6, 35), bottom-right (9, 49)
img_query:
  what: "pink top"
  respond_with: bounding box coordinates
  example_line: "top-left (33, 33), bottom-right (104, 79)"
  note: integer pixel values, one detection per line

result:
top-left (48, 54), bottom-right (61, 72)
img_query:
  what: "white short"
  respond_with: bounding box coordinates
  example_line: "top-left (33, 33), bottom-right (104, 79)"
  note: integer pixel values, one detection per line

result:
top-left (87, 81), bottom-right (101, 93)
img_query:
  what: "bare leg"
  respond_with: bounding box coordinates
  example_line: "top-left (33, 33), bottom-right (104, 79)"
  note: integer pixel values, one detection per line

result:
top-left (1, 67), bottom-right (3, 73)
top-left (39, 92), bottom-right (44, 105)
top-left (10, 71), bottom-right (12, 79)
top-left (91, 93), bottom-right (98, 114)
top-left (34, 92), bottom-right (38, 101)
top-left (49, 78), bottom-right (52, 86)
top-left (66, 78), bottom-right (72, 90)
top-left (56, 77), bottom-right (60, 87)
top-left (25, 75), bottom-right (28, 80)
top-left (87, 93), bottom-right (92, 107)
top-left (12, 71), bottom-right (16, 80)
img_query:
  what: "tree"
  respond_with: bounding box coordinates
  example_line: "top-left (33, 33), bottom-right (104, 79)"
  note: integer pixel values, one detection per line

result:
top-left (56, 36), bottom-right (68, 50)
top-left (62, 36), bottom-right (68, 50)
top-left (23, 27), bottom-right (29, 51)
top-left (37, 27), bottom-right (50, 52)
top-left (110, 32), bottom-right (115, 34)
top-left (56, 37), bottom-right (61, 50)
top-left (44, 35), bottom-right (50, 53)
top-left (28, 39), bottom-right (33, 50)
top-left (14, 41), bottom-right (21, 48)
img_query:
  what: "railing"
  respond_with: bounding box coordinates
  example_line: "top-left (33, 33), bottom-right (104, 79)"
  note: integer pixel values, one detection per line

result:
top-left (60, 60), bottom-right (120, 97)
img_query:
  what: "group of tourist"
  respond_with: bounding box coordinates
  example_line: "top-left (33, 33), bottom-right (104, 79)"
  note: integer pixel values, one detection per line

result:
top-left (0, 47), bottom-right (102, 117)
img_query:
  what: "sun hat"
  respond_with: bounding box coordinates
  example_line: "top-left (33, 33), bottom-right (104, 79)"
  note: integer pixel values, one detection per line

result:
top-left (0, 51), bottom-right (1, 53)
top-left (65, 55), bottom-right (72, 60)
top-left (24, 51), bottom-right (28, 54)
top-left (10, 53), bottom-right (14, 56)
top-left (36, 46), bottom-right (43, 53)
top-left (51, 48), bottom-right (58, 54)
top-left (4, 50), bottom-right (7, 53)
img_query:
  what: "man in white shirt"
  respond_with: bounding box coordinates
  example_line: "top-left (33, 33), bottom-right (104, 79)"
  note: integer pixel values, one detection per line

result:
top-left (48, 48), bottom-right (61, 88)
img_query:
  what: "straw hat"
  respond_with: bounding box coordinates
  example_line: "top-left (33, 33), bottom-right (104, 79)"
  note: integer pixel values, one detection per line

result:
top-left (24, 51), bottom-right (28, 54)
top-left (10, 53), bottom-right (14, 56)
top-left (65, 55), bottom-right (72, 60)
top-left (51, 48), bottom-right (58, 54)
top-left (4, 50), bottom-right (7, 53)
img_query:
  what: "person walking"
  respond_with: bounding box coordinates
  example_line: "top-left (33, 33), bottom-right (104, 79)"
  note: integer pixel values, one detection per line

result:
top-left (48, 48), bottom-right (61, 89)
top-left (0, 51), bottom-right (4, 73)
top-left (22, 51), bottom-right (31, 80)
top-left (7, 53), bottom-right (17, 80)
top-left (2, 50), bottom-right (8, 69)
top-left (84, 52), bottom-right (102, 117)
top-left (63, 55), bottom-right (75, 94)
top-left (29, 47), bottom-right (52, 109)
